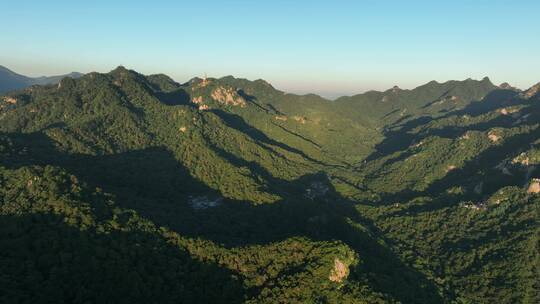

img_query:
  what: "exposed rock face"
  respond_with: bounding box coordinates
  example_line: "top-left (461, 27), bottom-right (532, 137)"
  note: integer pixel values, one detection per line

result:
top-left (179, 126), bottom-right (187, 133)
top-left (447, 95), bottom-right (459, 102)
top-left (200, 77), bottom-right (210, 87)
top-left (192, 77), bottom-right (211, 90)
top-left (488, 131), bottom-right (501, 142)
top-left (446, 165), bottom-right (457, 172)
top-left (512, 153), bottom-right (530, 166)
top-left (292, 116), bottom-right (307, 124)
top-left (192, 96), bottom-right (204, 104)
top-left (399, 109), bottom-right (407, 117)
top-left (3, 96), bottom-right (17, 104)
top-left (198, 104), bottom-right (209, 111)
top-left (328, 258), bottom-right (349, 283)
top-left (412, 140), bottom-right (424, 148)
top-left (211, 86), bottom-right (246, 107)
top-left (527, 178), bottom-right (540, 194)
top-left (274, 115), bottom-right (288, 121)
top-left (523, 82), bottom-right (540, 98)
top-left (499, 107), bottom-right (517, 115)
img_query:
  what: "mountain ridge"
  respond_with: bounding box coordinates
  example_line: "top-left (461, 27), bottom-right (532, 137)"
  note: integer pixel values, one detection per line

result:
top-left (2, 64), bottom-right (526, 102)
top-left (0, 65), bottom-right (83, 93)
top-left (1, 66), bottom-right (539, 303)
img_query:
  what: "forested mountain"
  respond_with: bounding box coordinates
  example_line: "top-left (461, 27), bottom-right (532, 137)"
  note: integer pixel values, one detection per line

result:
top-left (0, 66), bottom-right (538, 303)
top-left (0, 65), bottom-right (82, 93)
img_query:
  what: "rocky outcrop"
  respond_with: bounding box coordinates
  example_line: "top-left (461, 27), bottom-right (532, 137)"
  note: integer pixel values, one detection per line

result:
top-left (211, 86), bottom-right (246, 107)
top-left (432, 95), bottom-right (459, 105)
top-left (192, 96), bottom-right (210, 110)
top-left (328, 258), bottom-right (349, 283)
top-left (488, 131), bottom-right (501, 142)
top-left (523, 82), bottom-right (540, 98)
top-left (527, 178), bottom-right (540, 194)
top-left (448, 95), bottom-right (459, 101)
top-left (3, 96), bottom-right (17, 104)
top-left (200, 77), bottom-right (210, 87)
top-left (411, 140), bottom-right (424, 148)
top-left (192, 77), bottom-right (211, 90)
top-left (292, 116), bottom-right (307, 124)
top-left (512, 153), bottom-right (530, 166)
top-left (499, 108), bottom-right (516, 115)
top-left (460, 132), bottom-right (471, 140)
top-left (192, 96), bottom-right (204, 104)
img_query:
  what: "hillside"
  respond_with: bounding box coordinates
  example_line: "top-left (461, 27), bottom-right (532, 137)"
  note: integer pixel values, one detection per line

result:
top-left (0, 67), bottom-right (538, 303)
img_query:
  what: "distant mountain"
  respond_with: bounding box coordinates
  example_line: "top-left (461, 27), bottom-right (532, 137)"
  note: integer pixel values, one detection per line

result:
top-left (1, 66), bottom-right (539, 303)
top-left (333, 76), bottom-right (499, 127)
top-left (0, 65), bottom-right (82, 93)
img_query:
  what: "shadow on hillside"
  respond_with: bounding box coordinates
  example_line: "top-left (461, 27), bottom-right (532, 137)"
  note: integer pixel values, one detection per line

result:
top-left (209, 109), bottom-right (329, 166)
top-left (236, 89), bottom-right (275, 114)
top-left (1, 131), bottom-right (444, 304)
top-left (366, 89), bottom-right (522, 162)
top-left (270, 120), bottom-right (323, 149)
top-left (154, 88), bottom-right (191, 106)
top-left (370, 118), bottom-right (540, 215)
top-left (372, 105), bottom-right (532, 171)
top-left (0, 213), bottom-right (244, 304)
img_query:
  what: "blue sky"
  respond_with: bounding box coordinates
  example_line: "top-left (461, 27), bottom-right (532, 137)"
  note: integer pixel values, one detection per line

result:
top-left (1, 0), bottom-right (539, 98)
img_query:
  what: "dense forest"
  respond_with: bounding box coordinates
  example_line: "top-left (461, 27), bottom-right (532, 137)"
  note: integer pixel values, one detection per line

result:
top-left (0, 66), bottom-right (539, 303)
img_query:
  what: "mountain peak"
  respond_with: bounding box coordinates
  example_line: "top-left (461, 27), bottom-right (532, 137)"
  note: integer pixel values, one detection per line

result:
top-left (109, 66), bottom-right (143, 82)
top-left (110, 65), bottom-right (131, 74)
top-left (499, 82), bottom-right (511, 89)
top-left (499, 82), bottom-right (520, 91)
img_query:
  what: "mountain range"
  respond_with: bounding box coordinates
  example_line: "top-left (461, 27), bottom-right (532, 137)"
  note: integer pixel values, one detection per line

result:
top-left (0, 66), bottom-right (539, 303)
top-left (0, 65), bottom-right (83, 94)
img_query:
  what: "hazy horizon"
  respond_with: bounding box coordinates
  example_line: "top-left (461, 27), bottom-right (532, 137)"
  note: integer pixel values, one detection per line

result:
top-left (2, 0), bottom-right (539, 98)
top-left (2, 63), bottom-right (511, 100)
